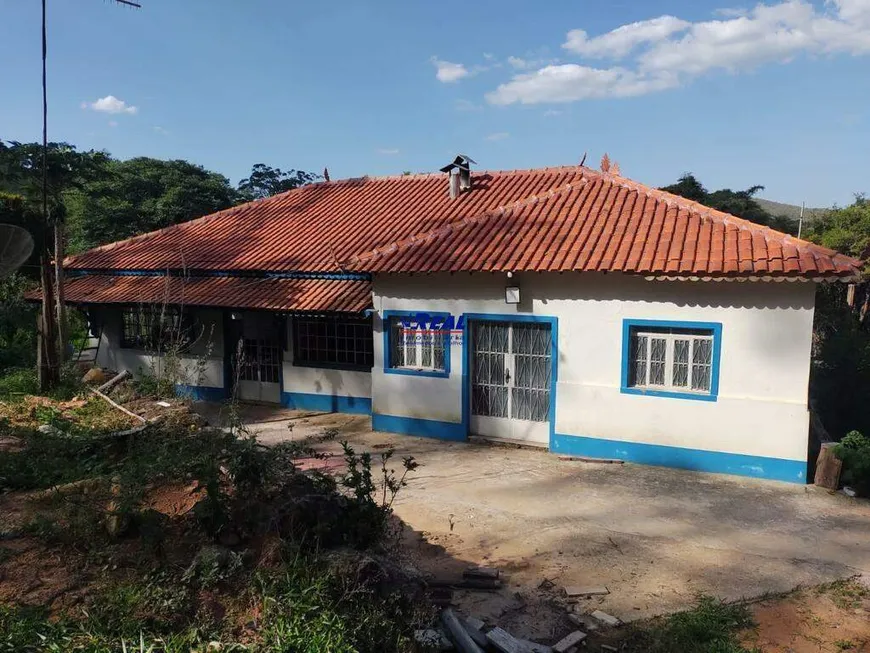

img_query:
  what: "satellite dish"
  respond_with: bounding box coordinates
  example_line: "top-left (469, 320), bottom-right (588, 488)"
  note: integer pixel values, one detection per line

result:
top-left (0, 224), bottom-right (35, 278)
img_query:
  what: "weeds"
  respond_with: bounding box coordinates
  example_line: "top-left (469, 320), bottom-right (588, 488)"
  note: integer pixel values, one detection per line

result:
top-left (624, 595), bottom-right (760, 653)
top-left (834, 430), bottom-right (870, 497)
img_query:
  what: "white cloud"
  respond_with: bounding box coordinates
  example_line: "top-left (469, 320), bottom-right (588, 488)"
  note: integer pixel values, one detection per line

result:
top-left (431, 57), bottom-right (470, 83)
top-left (153, 126), bottom-right (168, 134)
top-left (489, 0), bottom-right (870, 105)
top-left (376, 148), bottom-right (400, 155)
top-left (486, 132), bottom-right (510, 141)
top-left (564, 16), bottom-right (691, 59)
top-left (508, 56), bottom-right (531, 69)
top-left (487, 64), bottom-right (679, 105)
top-left (81, 95), bottom-right (138, 115)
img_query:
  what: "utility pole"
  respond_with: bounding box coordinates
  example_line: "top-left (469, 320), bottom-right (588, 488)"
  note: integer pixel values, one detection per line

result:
top-left (37, 0), bottom-right (140, 390)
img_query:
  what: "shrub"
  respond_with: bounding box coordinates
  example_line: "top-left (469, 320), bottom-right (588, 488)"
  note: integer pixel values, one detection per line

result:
top-left (834, 430), bottom-right (870, 497)
top-left (624, 595), bottom-right (759, 653)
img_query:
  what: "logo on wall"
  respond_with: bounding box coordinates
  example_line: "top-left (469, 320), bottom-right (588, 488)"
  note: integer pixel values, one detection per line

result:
top-left (397, 313), bottom-right (464, 344)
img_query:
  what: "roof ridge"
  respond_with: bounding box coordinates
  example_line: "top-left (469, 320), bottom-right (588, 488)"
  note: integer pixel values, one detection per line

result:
top-left (582, 167), bottom-right (856, 261)
top-left (344, 177), bottom-right (588, 266)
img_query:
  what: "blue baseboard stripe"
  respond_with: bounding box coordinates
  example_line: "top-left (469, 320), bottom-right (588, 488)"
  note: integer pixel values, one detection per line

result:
top-left (552, 433), bottom-right (807, 483)
top-left (372, 413), bottom-right (466, 441)
top-left (281, 392), bottom-right (372, 415)
top-left (175, 384), bottom-right (228, 402)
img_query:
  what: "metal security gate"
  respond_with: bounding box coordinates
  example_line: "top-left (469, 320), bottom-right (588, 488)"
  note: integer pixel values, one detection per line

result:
top-left (470, 321), bottom-right (552, 444)
top-left (234, 313), bottom-right (282, 404)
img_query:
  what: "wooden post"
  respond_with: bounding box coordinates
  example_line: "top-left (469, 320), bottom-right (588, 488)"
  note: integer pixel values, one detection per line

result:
top-left (38, 250), bottom-right (59, 391)
top-left (814, 442), bottom-right (842, 490)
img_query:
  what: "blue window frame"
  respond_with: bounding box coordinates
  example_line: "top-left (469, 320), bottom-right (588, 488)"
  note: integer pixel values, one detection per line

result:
top-left (621, 319), bottom-right (722, 402)
top-left (382, 310), bottom-right (451, 378)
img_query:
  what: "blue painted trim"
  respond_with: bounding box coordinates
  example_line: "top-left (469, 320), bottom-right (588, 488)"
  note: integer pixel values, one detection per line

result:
top-left (372, 413), bottom-right (466, 441)
top-left (620, 318), bottom-right (723, 402)
top-left (281, 391), bottom-right (372, 415)
top-left (551, 433), bottom-right (806, 483)
top-left (67, 269), bottom-right (371, 281)
top-left (174, 384), bottom-right (228, 402)
top-left (382, 310), bottom-right (451, 379)
top-left (461, 313), bottom-right (559, 446)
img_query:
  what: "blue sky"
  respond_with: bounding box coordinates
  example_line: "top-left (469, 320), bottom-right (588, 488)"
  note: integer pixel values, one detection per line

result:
top-left (1, 0), bottom-right (868, 206)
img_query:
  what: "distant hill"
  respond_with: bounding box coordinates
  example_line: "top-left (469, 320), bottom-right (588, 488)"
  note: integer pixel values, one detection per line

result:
top-left (756, 198), bottom-right (827, 224)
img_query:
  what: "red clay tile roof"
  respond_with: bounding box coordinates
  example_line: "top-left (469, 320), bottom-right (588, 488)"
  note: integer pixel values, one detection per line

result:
top-left (65, 166), bottom-right (862, 281)
top-left (65, 168), bottom-right (586, 273)
top-left (45, 275), bottom-right (372, 313)
top-left (346, 168), bottom-right (862, 280)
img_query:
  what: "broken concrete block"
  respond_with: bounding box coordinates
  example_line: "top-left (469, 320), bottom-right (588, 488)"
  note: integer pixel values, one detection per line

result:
top-left (591, 610), bottom-right (622, 627)
top-left (567, 613), bottom-right (598, 631)
top-left (465, 616), bottom-right (485, 631)
top-left (552, 630), bottom-right (586, 653)
top-left (460, 616), bottom-right (489, 649)
top-left (414, 629), bottom-right (453, 651)
top-left (564, 585), bottom-right (609, 597)
top-left (486, 627), bottom-right (527, 653)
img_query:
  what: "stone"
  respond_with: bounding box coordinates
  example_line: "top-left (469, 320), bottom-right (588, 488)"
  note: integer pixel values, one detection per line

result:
top-left (414, 629), bottom-right (453, 651)
top-left (81, 367), bottom-right (107, 385)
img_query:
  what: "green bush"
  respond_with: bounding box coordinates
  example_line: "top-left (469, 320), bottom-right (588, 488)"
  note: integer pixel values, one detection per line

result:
top-left (624, 596), bottom-right (759, 653)
top-left (0, 275), bottom-right (37, 373)
top-left (834, 430), bottom-right (870, 497)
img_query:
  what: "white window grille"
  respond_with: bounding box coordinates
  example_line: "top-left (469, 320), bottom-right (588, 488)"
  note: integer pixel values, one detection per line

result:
top-left (390, 317), bottom-right (446, 372)
top-left (629, 327), bottom-right (714, 394)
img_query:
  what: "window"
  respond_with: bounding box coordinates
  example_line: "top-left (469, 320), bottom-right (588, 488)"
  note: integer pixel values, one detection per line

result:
top-left (622, 320), bottom-right (721, 401)
top-left (293, 315), bottom-right (373, 370)
top-left (120, 306), bottom-right (190, 350)
top-left (384, 312), bottom-right (450, 378)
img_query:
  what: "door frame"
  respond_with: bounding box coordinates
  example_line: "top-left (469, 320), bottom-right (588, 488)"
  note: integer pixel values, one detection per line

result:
top-left (462, 313), bottom-right (559, 448)
top-left (222, 310), bottom-right (286, 404)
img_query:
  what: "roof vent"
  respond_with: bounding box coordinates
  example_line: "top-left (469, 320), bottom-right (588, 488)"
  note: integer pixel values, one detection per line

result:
top-left (440, 154), bottom-right (476, 199)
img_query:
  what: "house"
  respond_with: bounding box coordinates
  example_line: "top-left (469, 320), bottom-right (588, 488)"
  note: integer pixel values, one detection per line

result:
top-left (56, 157), bottom-right (862, 483)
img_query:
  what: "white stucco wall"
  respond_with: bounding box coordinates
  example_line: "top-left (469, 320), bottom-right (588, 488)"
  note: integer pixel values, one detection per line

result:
top-left (372, 272), bottom-right (816, 463)
top-left (92, 306), bottom-right (225, 389)
top-left (281, 318), bottom-right (372, 399)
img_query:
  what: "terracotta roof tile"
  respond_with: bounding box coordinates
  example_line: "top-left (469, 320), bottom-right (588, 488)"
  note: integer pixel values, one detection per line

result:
top-left (66, 165), bottom-right (862, 282)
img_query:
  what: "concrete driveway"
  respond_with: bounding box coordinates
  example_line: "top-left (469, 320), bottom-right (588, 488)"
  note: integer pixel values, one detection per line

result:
top-left (209, 405), bottom-right (870, 633)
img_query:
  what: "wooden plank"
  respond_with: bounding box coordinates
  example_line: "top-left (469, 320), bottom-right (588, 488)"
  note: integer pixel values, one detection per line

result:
top-left (440, 608), bottom-right (484, 653)
top-left (428, 578), bottom-right (502, 591)
top-left (464, 566), bottom-right (500, 580)
top-left (486, 627), bottom-right (528, 653)
top-left (564, 585), bottom-right (609, 597)
top-left (814, 442), bottom-right (842, 490)
top-left (591, 610), bottom-right (622, 627)
top-left (552, 631), bottom-right (586, 653)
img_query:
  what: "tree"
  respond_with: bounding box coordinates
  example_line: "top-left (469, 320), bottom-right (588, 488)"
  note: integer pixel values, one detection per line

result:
top-left (661, 173), bottom-right (798, 235)
top-left (1, 140), bottom-right (109, 386)
top-left (807, 195), bottom-right (870, 263)
top-left (237, 163), bottom-right (320, 201)
top-left (66, 157), bottom-right (240, 252)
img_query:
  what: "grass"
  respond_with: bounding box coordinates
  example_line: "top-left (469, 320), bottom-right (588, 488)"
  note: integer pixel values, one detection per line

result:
top-left (624, 595), bottom-right (760, 653)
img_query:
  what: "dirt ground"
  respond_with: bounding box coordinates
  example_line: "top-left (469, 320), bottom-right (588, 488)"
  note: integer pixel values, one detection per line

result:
top-left (215, 405), bottom-right (870, 643)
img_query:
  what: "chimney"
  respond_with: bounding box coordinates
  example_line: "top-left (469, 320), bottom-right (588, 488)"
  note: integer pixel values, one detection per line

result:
top-left (449, 169), bottom-right (461, 199)
top-left (440, 154), bottom-right (477, 199)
